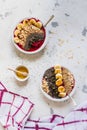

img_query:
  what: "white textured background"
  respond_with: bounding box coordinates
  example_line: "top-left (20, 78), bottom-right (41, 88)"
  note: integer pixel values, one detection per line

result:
top-left (0, 0), bottom-right (87, 123)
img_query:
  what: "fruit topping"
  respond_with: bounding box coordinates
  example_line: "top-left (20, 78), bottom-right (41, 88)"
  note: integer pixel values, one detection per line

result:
top-left (58, 86), bottom-right (66, 93)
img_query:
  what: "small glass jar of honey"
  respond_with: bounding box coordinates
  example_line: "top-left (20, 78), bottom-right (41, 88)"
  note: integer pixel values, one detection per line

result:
top-left (14, 65), bottom-right (29, 82)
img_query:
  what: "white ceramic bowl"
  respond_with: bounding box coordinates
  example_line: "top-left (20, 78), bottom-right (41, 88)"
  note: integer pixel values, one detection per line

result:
top-left (14, 65), bottom-right (29, 82)
top-left (40, 66), bottom-right (76, 102)
top-left (12, 17), bottom-right (47, 54)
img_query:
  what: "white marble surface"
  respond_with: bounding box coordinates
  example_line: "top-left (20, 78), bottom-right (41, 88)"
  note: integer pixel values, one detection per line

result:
top-left (0, 0), bottom-right (87, 126)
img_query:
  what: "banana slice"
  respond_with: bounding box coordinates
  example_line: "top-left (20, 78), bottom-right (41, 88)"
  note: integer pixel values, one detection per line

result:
top-left (58, 92), bottom-right (66, 98)
top-left (29, 19), bottom-right (36, 25)
top-left (58, 86), bottom-right (65, 93)
top-left (55, 68), bottom-right (62, 74)
top-left (56, 73), bottom-right (62, 79)
top-left (17, 23), bottom-right (23, 30)
top-left (23, 19), bottom-right (29, 25)
top-left (36, 21), bottom-right (42, 29)
top-left (54, 65), bottom-right (61, 69)
top-left (56, 79), bottom-right (63, 86)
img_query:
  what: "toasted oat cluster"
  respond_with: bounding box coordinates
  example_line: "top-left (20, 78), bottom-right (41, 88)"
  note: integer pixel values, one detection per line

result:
top-left (14, 18), bottom-right (45, 51)
top-left (42, 65), bottom-right (75, 99)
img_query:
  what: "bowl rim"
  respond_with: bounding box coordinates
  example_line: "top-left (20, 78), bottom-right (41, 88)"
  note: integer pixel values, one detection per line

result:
top-left (12, 17), bottom-right (47, 54)
top-left (40, 66), bottom-right (76, 102)
top-left (40, 85), bottom-right (76, 102)
top-left (14, 65), bottom-right (29, 82)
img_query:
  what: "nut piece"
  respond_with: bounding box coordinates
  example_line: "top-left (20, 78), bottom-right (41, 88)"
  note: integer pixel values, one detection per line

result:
top-left (58, 86), bottom-right (65, 93)
top-left (56, 79), bottom-right (63, 86)
top-left (14, 30), bottom-right (20, 36)
top-left (42, 79), bottom-right (49, 93)
top-left (14, 37), bottom-right (20, 43)
top-left (58, 92), bottom-right (66, 98)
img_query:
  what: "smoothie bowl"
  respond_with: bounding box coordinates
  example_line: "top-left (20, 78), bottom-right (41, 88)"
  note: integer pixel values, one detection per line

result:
top-left (41, 65), bottom-right (75, 102)
top-left (13, 18), bottom-right (46, 54)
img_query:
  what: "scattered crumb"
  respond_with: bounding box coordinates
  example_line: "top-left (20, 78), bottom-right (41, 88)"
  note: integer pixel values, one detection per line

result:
top-left (68, 55), bottom-right (73, 59)
top-left (58, 39), bottom-right (65, 46)
top-left (49, 30), bottom-right (56, 34)
top-left (77, 61), bottom-right (80, 64)
top-left (64, 23), bottom-right (67, 26)
top-left (70, 34), bottom-right (73, 37)
top-left (65, 50), bottom-right (74, 59)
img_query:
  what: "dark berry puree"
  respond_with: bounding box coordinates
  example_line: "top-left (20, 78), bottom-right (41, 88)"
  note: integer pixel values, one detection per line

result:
top-left (14, 18), bottom-right (46, 52)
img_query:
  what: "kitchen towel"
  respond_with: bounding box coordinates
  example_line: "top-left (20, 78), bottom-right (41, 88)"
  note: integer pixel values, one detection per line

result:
top-left (0, 82), bottom-right (34, 130)
top-left (0, 82), bottom-right (87, 130)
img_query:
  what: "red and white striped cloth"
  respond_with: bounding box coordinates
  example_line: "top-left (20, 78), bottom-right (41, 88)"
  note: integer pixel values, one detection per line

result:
top-left (0, 82), bottom-right (87, 130)
top-left (0, 82), bottom-right (34, 130)
top-left (53, 101), bottom-right (87, 130)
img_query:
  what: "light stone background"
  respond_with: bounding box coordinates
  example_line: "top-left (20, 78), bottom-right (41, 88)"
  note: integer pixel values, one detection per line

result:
top-left (0, 0), bottom-right (87, 128)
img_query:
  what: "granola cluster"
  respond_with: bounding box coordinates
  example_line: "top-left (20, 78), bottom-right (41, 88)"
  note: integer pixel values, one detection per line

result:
top-left (14, 18), bottom-right (45, 51)
top-left (42, 65), bottom-right (75, 99)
